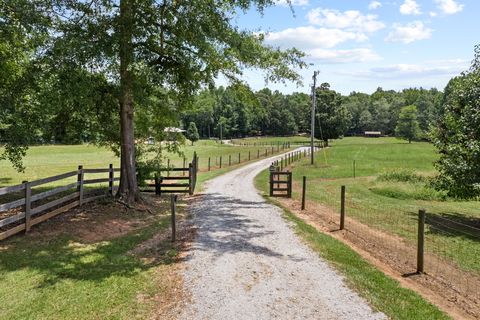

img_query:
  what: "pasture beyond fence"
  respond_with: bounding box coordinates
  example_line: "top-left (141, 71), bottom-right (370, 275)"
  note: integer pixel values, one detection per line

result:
top-left (0, 165), bottom-right (120, 241)
top-left (281, 175), bottom-right (480, 317)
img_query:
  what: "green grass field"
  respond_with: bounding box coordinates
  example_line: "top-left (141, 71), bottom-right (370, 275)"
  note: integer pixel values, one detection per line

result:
top-left (256, 137), bottom-right (480, 275)
top-left (0, 140), bottom-right (290, 188)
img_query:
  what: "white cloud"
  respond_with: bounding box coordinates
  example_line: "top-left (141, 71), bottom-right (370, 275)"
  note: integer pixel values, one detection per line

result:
top-left (307, 8), bottom-right (385, 33)
top-left (429, 11), bottom-right (438, 17)
top-left (368, 1), bottom-right (382, 10)
top-left (263, 26), bottom-right (367, 49)
top-left (434, 0), bottom-right (464, 14)
top-left (400, 0), bottom-right (422, 15)
top-left (307, 48), bottom-right (381, 63)
top-left (275, 0), bottom-right (309, 7)
top-left (385, 21), bottom-right (432, 44)
top-left (339, 59), bottom-right (469, 79)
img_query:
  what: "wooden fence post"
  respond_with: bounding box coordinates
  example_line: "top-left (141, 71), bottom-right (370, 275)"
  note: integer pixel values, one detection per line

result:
top-left (269, 172), bottom-right (274, 196)
top-left (287, 172), bottom-right (292, 198)
top-left (220, 156), bottom-right (222, 168)
top-left (208, 157), bottom-right (211, 171)
top-left (229, 155), bottom-right (231, 166)
top-left (301, 176), bottom-right (306, 210)
top-left (109, 164), bottom-right (114, 196)
top-left (248, 151), bottom-right (251, 161)
top-left (154, 174), bottom-right (160, 195)
top-left (417, 209), bottom-right (426, 273)
top-left (238, 152), bottom-right (241, 163)
top-left (171, 194), bottom-right (177, 242)
top-left (24, 181), bottom-right (31, 232)
top-left (183, 158), bottom-right (186, 176)
top-left (167, 159), bottom-right (170, 177)
top-left (340, 185), bottom-right (346, 230)
top-left (188, 163), bottom-right (194, 195)
top-left (170, 194), bottom-right (177, 242)
top-left (77, 165), bottom-right (84, 206)
top-left (257, 149), bottom-right (260, 158)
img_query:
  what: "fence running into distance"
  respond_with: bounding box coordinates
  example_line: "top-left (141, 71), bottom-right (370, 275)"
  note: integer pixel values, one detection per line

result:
top-left (275, 159), bottom-right (480, 318)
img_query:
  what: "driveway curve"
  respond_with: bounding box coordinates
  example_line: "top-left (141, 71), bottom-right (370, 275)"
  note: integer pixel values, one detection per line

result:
top-left (181, 149), bottom-right (386, 320)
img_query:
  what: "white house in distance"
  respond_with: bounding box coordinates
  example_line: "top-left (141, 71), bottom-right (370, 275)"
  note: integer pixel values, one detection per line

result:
top-left (163, 127), bottom-right (186, 142)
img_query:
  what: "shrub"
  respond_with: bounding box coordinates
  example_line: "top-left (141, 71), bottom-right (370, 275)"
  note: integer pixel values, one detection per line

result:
top-left (377, 169), bottom-right (424, 183)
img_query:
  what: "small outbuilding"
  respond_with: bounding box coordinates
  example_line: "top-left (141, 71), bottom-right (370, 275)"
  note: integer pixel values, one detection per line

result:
top-left (364, 131), bottom-right (382, 137)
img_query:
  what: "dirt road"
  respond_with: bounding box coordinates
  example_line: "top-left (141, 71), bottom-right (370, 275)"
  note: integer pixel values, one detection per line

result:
top-left (181, 150), bottom-right (386, 319)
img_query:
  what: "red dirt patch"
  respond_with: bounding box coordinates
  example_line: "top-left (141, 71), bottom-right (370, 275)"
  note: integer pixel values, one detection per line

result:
top-left (278, 196), bottom-right (480, 320)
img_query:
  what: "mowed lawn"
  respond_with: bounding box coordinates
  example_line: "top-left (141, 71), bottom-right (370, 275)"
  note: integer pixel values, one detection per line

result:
top-left (257, 137), bottom-right (480, 274)
top-left (0, 140), bottom-right (291, 187)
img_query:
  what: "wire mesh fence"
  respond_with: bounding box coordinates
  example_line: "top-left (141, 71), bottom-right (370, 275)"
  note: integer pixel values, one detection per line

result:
top-left (290, 181), bottom-right (480, 316)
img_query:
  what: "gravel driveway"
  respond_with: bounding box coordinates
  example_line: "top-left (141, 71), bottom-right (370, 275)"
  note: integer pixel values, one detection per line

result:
top-left (181, 149), bottom-right (386, 320)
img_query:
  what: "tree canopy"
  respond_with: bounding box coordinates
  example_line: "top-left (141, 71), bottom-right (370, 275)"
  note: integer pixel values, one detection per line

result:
top-left (1, 0), bottom-right (305, 204)
top-left (395, 105), bottom-right (421, 143)
top-left (431, 45), bottom-right (480, 198)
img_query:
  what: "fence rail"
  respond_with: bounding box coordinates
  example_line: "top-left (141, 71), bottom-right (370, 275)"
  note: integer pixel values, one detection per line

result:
top-left (0, 164), bottom-right (118, 241)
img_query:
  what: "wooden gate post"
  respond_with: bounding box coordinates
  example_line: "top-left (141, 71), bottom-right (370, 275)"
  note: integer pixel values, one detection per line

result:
top-left (340, 186), bottom-right (346, 230)
top-left (287, 172), bottom-right (292, 198)
top-left (417, 209), bottom-right (426, 273)
top-left (269, 172), bottom-right (274, 196)
top-left (188, 163), bottom-right (194, 195)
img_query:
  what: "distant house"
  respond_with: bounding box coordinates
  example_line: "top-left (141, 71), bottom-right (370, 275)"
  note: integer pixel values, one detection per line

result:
top-left (164, 127), bottom-right (186, 141)
top-left (364, 131), bottom-right (382, 137)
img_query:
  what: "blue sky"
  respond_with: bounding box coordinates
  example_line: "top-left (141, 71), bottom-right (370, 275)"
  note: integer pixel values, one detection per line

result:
top-left (227, 0), bottom-right (478, 95)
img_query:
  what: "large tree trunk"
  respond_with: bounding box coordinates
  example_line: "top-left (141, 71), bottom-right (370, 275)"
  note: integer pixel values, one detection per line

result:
top-left (117, 0), bottom-right (139, 205)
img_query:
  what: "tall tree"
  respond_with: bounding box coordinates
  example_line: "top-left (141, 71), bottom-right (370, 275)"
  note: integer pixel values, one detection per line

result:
top-left (431, 45), bottom-right (480, 198)
top-left (5, 0), bottom-right (305, 204)
top-left (186, 122), bottom-right (199, 146)
top-left (395, 105), bottom-right (421, 143)
top-left (314, 83), bottom-right (350, 146)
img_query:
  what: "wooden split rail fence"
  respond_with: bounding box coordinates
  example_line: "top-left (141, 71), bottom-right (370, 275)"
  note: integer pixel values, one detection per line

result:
top-left (143, 152), bottom-right (198, 195)
top-left (0, 164), bottom-right (120, 241)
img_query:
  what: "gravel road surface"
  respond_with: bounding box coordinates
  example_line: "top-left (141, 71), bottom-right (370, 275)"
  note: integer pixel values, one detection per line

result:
top-left (181, 149), bottom-right (386, 320)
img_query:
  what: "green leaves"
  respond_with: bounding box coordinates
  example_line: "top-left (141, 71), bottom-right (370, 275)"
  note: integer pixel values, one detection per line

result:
top-left (395, 105), bottom-right (421, 143)
top-left (431, 46), bottom-right (480, 198)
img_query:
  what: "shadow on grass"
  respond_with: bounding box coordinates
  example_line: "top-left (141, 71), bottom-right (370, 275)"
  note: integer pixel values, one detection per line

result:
top-left (0, 220), bottom-right (175, 288)
top-left (425, 211), bottom-right (480, 242)
top-left (0, 177), bottom-right (13, 187)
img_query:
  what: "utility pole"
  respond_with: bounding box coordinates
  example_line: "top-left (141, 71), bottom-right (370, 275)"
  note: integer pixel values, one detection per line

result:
top-left (310, 70), bottom-right (319, 165)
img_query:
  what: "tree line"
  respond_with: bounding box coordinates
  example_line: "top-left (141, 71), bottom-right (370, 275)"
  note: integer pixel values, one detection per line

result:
top-left (181, 83), bottom-right (443, 144)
